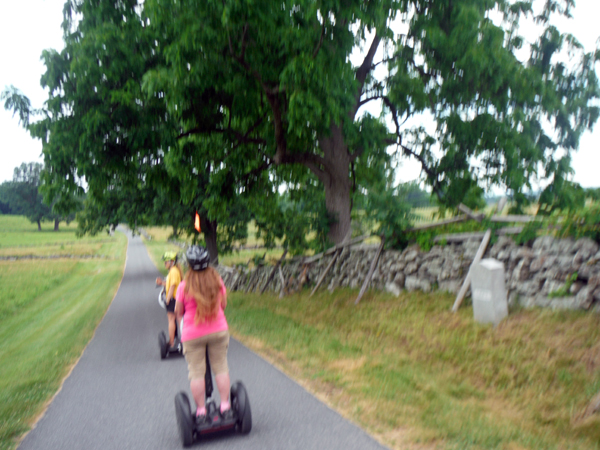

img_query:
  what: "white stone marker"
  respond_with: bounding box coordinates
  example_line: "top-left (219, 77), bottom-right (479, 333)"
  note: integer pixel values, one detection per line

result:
top-left (470, 258), bottom-right (508, 326)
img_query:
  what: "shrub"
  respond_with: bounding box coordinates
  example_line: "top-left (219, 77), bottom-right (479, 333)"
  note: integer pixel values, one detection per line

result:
top-left (554, 203), bottom-right (600, 244)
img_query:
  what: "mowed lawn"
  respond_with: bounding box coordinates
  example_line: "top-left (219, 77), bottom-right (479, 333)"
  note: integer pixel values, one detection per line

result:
top-left (0, 216), bottom-right (127, 450)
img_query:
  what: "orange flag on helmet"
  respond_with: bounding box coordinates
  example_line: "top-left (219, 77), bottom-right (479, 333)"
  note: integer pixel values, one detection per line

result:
top-left (194, 212), bottom-right (201, 233)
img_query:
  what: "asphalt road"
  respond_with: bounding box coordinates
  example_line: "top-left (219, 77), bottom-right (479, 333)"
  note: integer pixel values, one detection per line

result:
top-left (18, 231), bottom-right (389, 450)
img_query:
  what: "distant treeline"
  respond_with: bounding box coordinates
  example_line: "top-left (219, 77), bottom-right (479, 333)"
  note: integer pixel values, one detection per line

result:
top-left (404, 182), bottom-right (433, 208)
top-left (0, 162), bottom-right (80, 230)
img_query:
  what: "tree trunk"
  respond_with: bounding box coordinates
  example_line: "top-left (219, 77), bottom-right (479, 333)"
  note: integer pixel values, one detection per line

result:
top-left (54, 219), bottom-right (59, 231)
top-left (319, 125), bottom-right (352, 245)
top-left (37, 220), bottom-right (41, 231)
top-left (200, 217), bottom-right (219, 264)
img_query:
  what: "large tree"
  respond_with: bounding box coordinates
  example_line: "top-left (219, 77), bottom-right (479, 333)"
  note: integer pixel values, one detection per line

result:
top-left (5, 0), bottom-right (599, 250)
top-left (142, 0), bottom-right (599, 244)
top-left (0, 163), bottom-right (52, 230)
top-left (2, 1), bottom-right (171, 236)
top-left (2, 0), bottom-right (286, 260)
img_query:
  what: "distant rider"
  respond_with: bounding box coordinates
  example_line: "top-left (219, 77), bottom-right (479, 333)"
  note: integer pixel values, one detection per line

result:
top-left (155, 251), bottom-right (182, 350)
top-left (175, 245), bottom-right (232, 421)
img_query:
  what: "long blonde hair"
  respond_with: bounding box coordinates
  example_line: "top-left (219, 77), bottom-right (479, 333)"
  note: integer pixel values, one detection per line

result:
top-left (184, 267), bottom-right (222, 324)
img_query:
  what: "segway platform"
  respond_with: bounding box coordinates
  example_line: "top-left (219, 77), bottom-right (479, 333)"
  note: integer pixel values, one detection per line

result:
top-left (158, 330), bottom-right (182, 359)
top-left (157, 288), bottom-right (183, 359)
top-left (174, 349), bottom-right (252, 447)
top-left (174, 382), bottom-right (252, 447)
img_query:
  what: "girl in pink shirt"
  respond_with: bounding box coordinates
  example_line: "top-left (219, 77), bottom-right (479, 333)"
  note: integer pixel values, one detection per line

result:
top-left (175, 245), bottom-right (231, 420)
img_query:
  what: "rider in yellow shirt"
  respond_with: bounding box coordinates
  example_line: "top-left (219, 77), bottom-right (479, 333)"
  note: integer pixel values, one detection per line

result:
top-left (156, 251), bottom-right (183, 349)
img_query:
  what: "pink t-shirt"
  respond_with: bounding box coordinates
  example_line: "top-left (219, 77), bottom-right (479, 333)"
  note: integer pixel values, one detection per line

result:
top-left (176, 279), bottom-right (228, 342)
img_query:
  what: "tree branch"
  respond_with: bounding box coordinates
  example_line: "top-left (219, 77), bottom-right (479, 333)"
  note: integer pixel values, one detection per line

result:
top-left (177, 124), bottom-right (267, 147)
top-left (226, 25), bottom-right (287, 161)
top-left (274, 149), bottom-right (328, 182)
top-left (177, 109), bottom-right (268, 146)
top-left (382, 96), bottom-right (401, 137)
top-left (242, 112), bottom-right (267, 141)
top-left (356, 34), bottom-right (381, 89)
top-left (227, 25), bottom-right (283, 96)
top-left (349, 145), bottom-right (365, 162)
top-left (399, 142), bottom-right (444, 199)
top-left (312, 23), bottom-right (325, 59)
top-left (358, 94), bottom-right (385, 108)
top-left (239, 23), bottom-right (249, 61)
top-left (371, 57), bottom-right (396, 70)
top-left (408, 58), bottom-right (434, 83)
top-left (239, 159), bottom-right (272, 188)
top-left (382, 95), bottom-right (444, 199)
top-left (266, 94), bottom-right (288, 163)
top-left (351, 34), bottom-right (382, 118)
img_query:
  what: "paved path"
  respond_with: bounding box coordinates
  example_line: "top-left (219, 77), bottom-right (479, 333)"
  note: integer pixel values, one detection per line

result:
top-left (19, 231), bottom-right (389, 450)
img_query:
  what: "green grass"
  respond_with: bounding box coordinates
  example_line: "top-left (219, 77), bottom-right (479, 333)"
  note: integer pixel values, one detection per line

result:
top-left (223, 290), bottom-right (600, 450)
top-left (412, 207), bottom-right (442, 224)
top-left (0, 216), bottom-right (127, 450)
top-left (0, 216), bottom-right (108, 247)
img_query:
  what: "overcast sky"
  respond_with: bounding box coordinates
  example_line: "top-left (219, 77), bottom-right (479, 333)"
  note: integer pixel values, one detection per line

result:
top-left (1, 0), bottom-right (598, 189)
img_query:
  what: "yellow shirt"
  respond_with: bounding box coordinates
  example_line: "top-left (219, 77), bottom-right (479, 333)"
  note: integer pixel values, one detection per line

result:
top-left (166, 266), bottom-right (182, 300)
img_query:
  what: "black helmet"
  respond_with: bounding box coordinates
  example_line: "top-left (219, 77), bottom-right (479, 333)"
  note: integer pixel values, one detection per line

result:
top-left (186, 245), bottom-right (210, 271)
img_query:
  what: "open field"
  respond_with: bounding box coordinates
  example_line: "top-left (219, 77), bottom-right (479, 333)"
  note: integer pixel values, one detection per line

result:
top-left (0, 216), bottom-right (127, 450)
top-left (141, 227), bottom-right (600, 450)
top-left (0, 216), bottom-right (97, 247)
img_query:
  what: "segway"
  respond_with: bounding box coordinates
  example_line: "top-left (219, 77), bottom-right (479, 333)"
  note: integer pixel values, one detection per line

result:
top-left (174, 348), bottom-right (252, 447)
top-left (158, 288), bottom-right (183, 359)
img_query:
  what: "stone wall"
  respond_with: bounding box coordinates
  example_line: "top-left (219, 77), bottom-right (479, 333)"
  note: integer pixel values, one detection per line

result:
top-left (218, 236), bottom-right (600, 313)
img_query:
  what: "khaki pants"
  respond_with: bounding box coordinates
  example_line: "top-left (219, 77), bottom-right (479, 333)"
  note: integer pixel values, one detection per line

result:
top-left (182, 330), bottom-right (229, 380)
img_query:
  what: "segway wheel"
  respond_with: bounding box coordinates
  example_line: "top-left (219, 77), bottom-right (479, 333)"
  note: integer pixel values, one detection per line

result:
top-left (231, 382), bottom-right (252, 434)
top-left (158, 331), bottom-right (168, 359)
top-left (174, 392), bottom-right (195, 447)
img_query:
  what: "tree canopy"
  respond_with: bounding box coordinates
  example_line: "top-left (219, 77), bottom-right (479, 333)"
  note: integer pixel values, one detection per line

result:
top-left (0, 163), bottom-right (57, 230)
top-left (3, 0), bottom-right (599, 251)
top-left (141, 0), bottom-right (599, 240)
